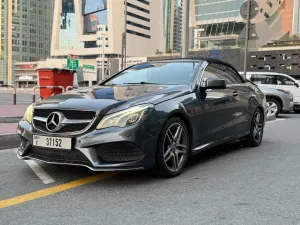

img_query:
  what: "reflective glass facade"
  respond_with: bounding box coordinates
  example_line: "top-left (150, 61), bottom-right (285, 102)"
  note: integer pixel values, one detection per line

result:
top-left (82, 0), bottom-right (107, 14)
top-left (194, 0), bottom-right (245, 50)
top-left (82, 0), bottom-right (107, 35)
top-left (0, 0), bottom-right (54, 84)
top-left (59, 0), bottom-right (84, 49)
top-left (84, 10), bottom-right (107, 34)
top-left (195, 0), bottom-right (244, 21)
top-left (163, 0), bottom-right (182, 53)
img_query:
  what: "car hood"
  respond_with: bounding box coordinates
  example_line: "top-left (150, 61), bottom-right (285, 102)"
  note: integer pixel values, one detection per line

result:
top-left (34, 84), bottom-right (190, 114)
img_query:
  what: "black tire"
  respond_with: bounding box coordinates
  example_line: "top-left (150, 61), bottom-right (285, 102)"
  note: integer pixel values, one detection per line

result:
top-left (153, 117), bottom-right (190, 178)
top-left (266, 98), bottom-right (281, 117)
top-left (244, 108), bottom-right (264, 147)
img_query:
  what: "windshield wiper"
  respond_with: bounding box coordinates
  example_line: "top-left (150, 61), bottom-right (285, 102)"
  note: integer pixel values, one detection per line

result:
top-left (123, 82), bottom-right (160, 85)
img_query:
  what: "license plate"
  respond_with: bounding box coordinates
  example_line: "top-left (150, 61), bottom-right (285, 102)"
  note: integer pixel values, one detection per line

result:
top-left (33, 135), bottom-right (72, 150)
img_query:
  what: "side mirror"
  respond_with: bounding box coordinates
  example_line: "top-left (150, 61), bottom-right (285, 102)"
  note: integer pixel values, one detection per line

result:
top-left (295, 82), bottom-right (299, 88)
top-left (200, 77), bottom-right (226, 89)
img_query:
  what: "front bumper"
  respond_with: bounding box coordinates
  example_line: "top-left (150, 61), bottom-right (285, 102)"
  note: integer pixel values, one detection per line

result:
top-left (16, 119), bottom-right (160, 171)
top-left (282, 101), bottom-right (294, 112)
top-left (294, 102), bottom-right (300, 111)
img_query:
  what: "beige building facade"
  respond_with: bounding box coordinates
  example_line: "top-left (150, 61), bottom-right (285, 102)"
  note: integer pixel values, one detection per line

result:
top-left (51, 0), bottom-right (163, 58)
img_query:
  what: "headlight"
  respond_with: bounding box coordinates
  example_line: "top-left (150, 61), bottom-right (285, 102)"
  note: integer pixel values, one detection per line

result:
top-left (23, 104), bottom-right (34, 124)
top-left (277, 89), bottom-right (291, 95)
top-left (97, 104), bottom-right (153, 129)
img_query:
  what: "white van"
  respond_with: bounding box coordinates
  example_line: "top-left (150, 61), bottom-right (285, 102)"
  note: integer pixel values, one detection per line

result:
top-left (240, 72), bottom-right (300, 112)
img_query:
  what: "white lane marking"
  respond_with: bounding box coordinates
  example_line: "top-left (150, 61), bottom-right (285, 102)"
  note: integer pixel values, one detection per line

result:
top-left (267, 119), bottom-right (285, 123)
top-left (0, 148), bottom-right (18, 153)
top-left (24, 160), bottom-right (55, 184)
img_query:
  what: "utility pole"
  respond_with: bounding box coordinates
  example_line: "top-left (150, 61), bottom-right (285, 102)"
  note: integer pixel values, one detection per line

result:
top-left (243, 0), bottom-right (251, 79)
top-left (182, 0), bottom-right (190, 58)
top-left (121, 0), bottom-right (127, 70)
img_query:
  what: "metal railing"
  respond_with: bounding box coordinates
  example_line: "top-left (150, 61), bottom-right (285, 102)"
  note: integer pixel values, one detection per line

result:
top-left (0, 84), bottom-right (17, 105)
top-left (32, 86), bottom-right (65, 103)
top-left (66, 85), bottom-right (79, 92)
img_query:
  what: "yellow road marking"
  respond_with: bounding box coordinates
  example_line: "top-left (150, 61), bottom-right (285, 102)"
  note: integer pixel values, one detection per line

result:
top-left (0, 172), bottom-right (118, 209)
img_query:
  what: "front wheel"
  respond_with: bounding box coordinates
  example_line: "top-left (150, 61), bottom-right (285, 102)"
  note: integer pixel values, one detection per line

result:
top-left (244, 108), bottom-right (264, 147)
top-left (266, 98), bottom-right (281, 117)
top-left (154, 118), bottom-right (190, 178)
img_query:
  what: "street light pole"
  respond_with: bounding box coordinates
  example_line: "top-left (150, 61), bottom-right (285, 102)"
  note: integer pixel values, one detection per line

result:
top-left (102, 40), bottom-right (105, 81)
top-left (124, 0), bottom-right (127, 69)
top-left (100, 33), bottom-right (107, 81)
top-left (121, 0), bottom-right (127, 70)
top-left (182, 0), bottom-right (190, 58)
top-left (243, 0), bottom-right (251, 79)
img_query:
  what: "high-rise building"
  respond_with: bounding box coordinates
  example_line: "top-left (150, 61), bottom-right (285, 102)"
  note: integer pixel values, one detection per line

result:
top-left (0, 0), bottom-right (54, 85)
top-left (190, 0), bottom-right (294, 50)
top-left (51, 0), bottom-right (163, 59)
top-left (163, 0), bottom-right (182, 53)
top-left (50, 0), bottom-right (163, 82)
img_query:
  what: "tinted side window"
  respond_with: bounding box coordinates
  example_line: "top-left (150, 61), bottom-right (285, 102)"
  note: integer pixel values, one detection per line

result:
top-left (201, 65), bottom-right (223, 82)
top-left (202, 64), bottom-right (242, 85)
top-left (251, 74), bottom-right (277, 84)
top-left (275, 75), bottom-right (295, 85)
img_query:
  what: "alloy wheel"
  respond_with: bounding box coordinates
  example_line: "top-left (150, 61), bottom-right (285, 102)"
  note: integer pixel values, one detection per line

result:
top-left (253, 111), bottom-right (263, 142)
top-left (267, 101), bottom-right (278, 117)
top-left (163, 123), bottom-right (188, 172)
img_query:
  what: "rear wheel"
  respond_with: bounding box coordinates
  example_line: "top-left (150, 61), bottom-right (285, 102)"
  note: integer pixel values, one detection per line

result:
top-left (266, 98), bottom-right (281, 117)
top-left (244, 108), bottom-right (264, 147)
top-left (154, 118), bottom-right (190, 178)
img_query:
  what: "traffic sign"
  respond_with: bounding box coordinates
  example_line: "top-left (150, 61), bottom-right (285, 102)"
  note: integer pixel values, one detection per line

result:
top-left (240, 0), bottom-right (259, 20)
top-left (67, 58), bottom-right (79, 70)
top-left (83, 64), bottom-right (95, 70)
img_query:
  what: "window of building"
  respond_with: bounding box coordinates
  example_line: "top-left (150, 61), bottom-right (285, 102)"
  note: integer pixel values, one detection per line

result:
top-left (127, 2), bottom-right (150, 14)
top-left (83, 10), bottom-right (108, 34)
top-left (83, 0), bottom-right (107, 15)
top-left (12, 46), bottom-right (20, 52)
top-left (126, 29), bottom-right (150, 39)
top-left (127, 20), bottom-right (150, 30)
top-left (264, 12), bottom-right (270, 18)
top-left (136, 0), bottom-right (149, 5)
top-left (127, 11), bottom-right (150, 22)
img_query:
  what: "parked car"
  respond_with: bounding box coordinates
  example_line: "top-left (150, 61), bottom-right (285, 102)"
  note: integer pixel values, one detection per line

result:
top-left (245, 79), bottom-right (293, 116)
top-left (240, 72), bottom-right (300, 112)
top-left (17, 58), bottom-right (267, 177)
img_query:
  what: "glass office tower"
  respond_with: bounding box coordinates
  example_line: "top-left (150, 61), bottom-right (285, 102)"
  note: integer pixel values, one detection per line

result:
top-left (0, 0), bottom-right (54, 84)
top-left (163, 0), bottom-right (182, 53)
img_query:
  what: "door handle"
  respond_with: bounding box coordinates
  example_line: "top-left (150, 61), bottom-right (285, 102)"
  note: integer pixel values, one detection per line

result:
top-left (233, 91), bottom-right (238, 97)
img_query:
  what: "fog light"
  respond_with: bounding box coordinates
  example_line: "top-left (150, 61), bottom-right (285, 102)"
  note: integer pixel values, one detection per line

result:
top-left (18, 139), bottom-right (31, 157)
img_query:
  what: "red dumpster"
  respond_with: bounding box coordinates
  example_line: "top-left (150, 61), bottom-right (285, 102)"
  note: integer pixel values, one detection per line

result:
top-left (37, 69), bottom-right (74, 99)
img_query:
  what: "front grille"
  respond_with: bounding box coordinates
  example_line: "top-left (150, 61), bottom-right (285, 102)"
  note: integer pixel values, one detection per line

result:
top-left (34, 109), bottom-right (96, 120)
top-left (30, 146), bottom-right (92, 166)
top-left (95, 142), bottom-right (145, 162)
top-left (33, 119), bottom-right (89, 133)
top-left (33, 109), bottom-right (97, 133)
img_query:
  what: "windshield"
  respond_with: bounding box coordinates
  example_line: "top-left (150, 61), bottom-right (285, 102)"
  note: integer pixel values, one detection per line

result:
top-left (103, 61), bottom-right (200, 86)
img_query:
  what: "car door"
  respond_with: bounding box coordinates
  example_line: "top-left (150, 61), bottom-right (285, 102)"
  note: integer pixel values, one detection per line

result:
top-left (194, 63), bottom-right (244, 146)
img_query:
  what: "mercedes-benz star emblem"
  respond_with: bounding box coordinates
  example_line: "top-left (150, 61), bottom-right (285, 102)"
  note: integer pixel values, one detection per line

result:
top-left (46, 112), bottom-right (64, 132)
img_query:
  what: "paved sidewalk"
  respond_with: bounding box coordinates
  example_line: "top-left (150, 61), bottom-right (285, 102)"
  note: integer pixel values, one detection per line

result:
top-left (0, 123), bottom-right (18, 134)
top-left (0, 105), bottom-right (27, 118)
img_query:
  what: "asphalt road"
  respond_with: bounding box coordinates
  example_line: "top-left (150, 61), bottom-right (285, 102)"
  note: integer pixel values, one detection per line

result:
top-left (0, 93), bottom-right (40, 105)
top-left (1, 114), bottom-right (300, 225)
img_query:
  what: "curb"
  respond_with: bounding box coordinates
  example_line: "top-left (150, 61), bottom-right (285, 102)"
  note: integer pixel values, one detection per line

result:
top-left (0, 117), bottom-right (22, 123)
top-left (0, 133), bottom-right (20, 150)
top-left (266, 115), bottom-right (276, 122)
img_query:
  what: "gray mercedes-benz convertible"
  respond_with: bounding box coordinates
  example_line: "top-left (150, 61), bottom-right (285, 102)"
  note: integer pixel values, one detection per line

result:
top-left (17, 58), bottom-right (267, 177)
